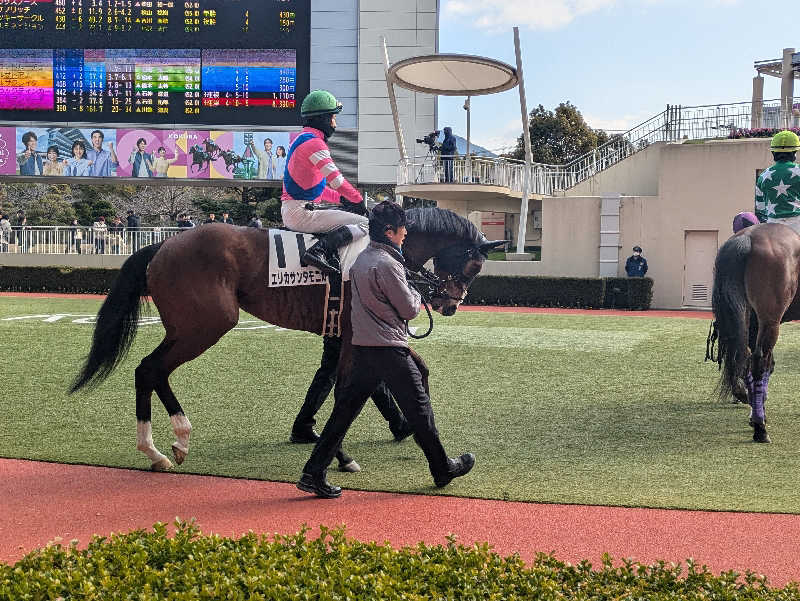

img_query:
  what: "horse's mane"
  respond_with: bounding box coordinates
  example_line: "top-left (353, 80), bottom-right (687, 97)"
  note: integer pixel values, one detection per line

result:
top-left (405, 207), bottom-right (485, 244)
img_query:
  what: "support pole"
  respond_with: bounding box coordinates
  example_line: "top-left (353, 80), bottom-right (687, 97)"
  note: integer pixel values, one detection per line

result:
top-left (514, 26), bottom-right (533, 256)
top-left (465, 96), bottom-right (471, 183)
top-left (382, 35), bottom-right (407, 161)
top-left (781, 48), bottom-right (796, 128)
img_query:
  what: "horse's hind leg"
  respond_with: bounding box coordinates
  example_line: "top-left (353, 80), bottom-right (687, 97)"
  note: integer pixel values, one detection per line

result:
top-left (135, 315), bottom-right (238, 469)
top-left (136, 341), bottom-right (175, 471)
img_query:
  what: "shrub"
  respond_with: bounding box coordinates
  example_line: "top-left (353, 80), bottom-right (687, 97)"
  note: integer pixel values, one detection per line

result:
top-left (728, 127), bottom-right (800, 140)
top-left (0, 521), bottom-right (794, 600)
top-left (465, 276), bottom-right (653, 309)
top-left (0, 266), bottom-right (118, 294)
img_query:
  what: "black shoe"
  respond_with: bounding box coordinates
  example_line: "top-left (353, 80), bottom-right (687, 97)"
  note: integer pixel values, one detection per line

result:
top-left (390, 420), bottom-right (414, 443)
top-left (297, 473), bottom-right (342, 498)
top-left (302, 244), bottom-right (340, 276)
top-left (289, 429), bottom-right (320, 444)
top-left (434, 453), bottom-right (475, 488)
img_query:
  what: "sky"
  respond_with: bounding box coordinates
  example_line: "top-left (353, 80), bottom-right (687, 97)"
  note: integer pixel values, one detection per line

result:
top-left (437, 0), bottom-right (791, 154)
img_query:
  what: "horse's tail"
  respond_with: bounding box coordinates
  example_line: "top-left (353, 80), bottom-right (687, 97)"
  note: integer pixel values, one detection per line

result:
top-left (706, 234), bottom-right (752, 401)
top-left (70, 242), bottom-right (163, 393)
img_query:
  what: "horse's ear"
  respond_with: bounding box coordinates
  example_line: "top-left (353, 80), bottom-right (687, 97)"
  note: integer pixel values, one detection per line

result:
top-left (477, 240), bottom-right (507, 256)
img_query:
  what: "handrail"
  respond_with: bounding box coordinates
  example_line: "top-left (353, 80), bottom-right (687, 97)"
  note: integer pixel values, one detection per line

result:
top-left (397, 97), bottom-right (800, 196)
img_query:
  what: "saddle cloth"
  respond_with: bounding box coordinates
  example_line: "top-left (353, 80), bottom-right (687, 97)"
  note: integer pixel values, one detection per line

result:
top-left (267, 228), bottom-right (369, 288)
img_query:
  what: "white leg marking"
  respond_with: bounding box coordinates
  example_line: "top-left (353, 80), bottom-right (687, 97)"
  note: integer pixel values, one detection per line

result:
top-left (136, 421), bottom-right (172, 468)
top-left (170, 413), bottom-right (192, 454)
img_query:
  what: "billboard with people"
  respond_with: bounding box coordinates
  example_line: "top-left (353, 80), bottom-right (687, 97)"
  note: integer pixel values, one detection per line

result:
top-left (2, 126), bottom-right (293, 182)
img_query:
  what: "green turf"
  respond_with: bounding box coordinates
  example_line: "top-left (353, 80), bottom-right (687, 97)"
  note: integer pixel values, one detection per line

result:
top-left (3, 297), bottom-right (800, 513)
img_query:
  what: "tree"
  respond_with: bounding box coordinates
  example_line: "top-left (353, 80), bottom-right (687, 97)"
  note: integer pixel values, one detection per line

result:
top-left (511, 102), bottom-right (608, 165)
top-left (25, 185), bottom-right (76, 225)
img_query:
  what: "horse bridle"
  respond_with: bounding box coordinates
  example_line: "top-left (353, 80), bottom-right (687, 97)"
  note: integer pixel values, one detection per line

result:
top-left (404, 246), bottom-right (479, 339)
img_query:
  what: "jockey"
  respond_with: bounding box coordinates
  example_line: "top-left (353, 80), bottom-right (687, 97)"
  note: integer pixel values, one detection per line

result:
top-left (282, 90), bottom-right (369, 275)
top-left (732, 211), bottom-right (759, 234)
top-left (755, 130), bottom-right (800, 232)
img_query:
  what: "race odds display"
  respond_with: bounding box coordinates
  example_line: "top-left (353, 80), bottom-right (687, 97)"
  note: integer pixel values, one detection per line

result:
top-left (0, 0), bottom-right (309, 126)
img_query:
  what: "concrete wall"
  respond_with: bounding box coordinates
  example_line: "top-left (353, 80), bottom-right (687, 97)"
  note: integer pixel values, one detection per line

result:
top-left (482, 138), bottom-right (774, 308)
top-left (357, 0), bottom-right (438, 183)
top-left (311, 0), bottom-right (359, 130)
top-left (567, 142), bottom-right (664, 197)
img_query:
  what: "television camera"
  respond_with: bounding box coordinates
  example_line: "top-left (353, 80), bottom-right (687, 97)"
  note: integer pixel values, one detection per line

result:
top-left (416, 130), bottom-right (441, 154)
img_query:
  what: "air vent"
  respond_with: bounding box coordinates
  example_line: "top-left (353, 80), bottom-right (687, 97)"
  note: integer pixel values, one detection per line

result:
top-left (690, 284), bottom-right (709, 302)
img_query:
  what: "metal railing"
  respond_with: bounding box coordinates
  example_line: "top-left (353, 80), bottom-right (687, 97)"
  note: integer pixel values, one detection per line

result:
top-left (0, 226), bottom-right (187, 255)
top-left (397, 97), bottom-right (800, 196)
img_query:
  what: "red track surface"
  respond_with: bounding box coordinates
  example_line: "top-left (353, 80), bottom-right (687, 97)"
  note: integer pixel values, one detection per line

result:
top-left (2, 458), bottom-right (799, 586)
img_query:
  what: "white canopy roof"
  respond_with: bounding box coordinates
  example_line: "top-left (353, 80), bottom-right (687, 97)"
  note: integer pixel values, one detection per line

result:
top-left (388, 54), bottom-right (518, 96)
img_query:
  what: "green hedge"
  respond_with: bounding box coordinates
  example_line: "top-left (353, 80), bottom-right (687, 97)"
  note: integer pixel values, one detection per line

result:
top-left (465, 275), bottom-right (653, 309)
top-left (0, 521), bottom-right (793, 600)
top-left (0, 267), bottom-right (653, 310)
top-left (0, 266), bottom-right (119, 294)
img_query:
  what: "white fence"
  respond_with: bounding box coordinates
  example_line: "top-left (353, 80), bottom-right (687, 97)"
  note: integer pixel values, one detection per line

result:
top-left (0, 226), bottom-right (187, 255)
top-left (398, 98), bottom-right (800, 196)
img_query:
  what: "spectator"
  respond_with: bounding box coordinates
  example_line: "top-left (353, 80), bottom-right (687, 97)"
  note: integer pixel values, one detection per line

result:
top-left (440, 126), bottom-right (458, 183)
top-left (17, 215), bottom-right (30, 253)
top-left (247, 215), bottom-right (263, 228)
top-left (66, 218), bottom-right (82, 254)
top-left (221, 211), bottom-right (234, 225)
top-left (11, 210), bottom-right (24, 247)
top-left (625, 245), bottom-right (648, 277)
top-left (177, 214), bottom-right (195, 229)
top-left (93, 216), bottom-right (107, 254)
top-left (125, 209), bottom-right (141, 252)
top-left (126, 209), bottom-right (141, 229)
top-left (203, 212), bottom-right (217, 224)
top-left (109, 216), bottom-right (125, 253)
top-left (0, 214), bottom-right (10, 252)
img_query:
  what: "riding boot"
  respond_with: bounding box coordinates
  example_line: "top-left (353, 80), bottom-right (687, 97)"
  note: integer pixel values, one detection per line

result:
top-left (302, 226), bottom-right (355, 276)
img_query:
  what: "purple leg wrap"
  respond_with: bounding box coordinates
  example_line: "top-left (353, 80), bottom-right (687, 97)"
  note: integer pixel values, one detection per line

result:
top-left (750, 371), bottom-right (769, 424)
top-left (744, 371), bottom-right (755, 405)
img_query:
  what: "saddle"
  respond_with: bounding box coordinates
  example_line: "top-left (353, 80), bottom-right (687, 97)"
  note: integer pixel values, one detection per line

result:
top-left (267, 228), bottom-right (368, 337)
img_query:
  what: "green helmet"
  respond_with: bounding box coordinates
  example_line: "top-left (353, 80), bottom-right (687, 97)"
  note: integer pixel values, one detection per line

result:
top-left (301, 90), bottom-right (343, 118)
top-left (770, 130), bottom-right (800, 152)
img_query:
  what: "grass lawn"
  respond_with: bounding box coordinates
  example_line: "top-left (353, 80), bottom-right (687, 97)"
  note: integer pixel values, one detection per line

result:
top-left (3, 296), bottom-right (800, 513)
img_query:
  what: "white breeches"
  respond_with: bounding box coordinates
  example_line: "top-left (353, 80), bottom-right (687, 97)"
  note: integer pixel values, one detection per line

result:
top-left (767, 215), bottom-right (800, 234)
top-left (281, 199), bottom-right (368, 235)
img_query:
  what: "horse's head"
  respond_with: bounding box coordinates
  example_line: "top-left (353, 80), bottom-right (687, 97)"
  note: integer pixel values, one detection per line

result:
top-left (423, 239), bottom-right (505, 316)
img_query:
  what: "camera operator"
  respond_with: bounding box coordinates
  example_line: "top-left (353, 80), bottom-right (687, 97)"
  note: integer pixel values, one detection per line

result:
top-left (440, 127), bottom-right (457, 183)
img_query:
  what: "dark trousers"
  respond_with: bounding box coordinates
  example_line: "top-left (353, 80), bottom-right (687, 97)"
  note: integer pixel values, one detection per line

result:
top-left (293, 336), bottom-right (406, 434)
top-left (442, 158), bottom-right (454, 183)
top-left (303, 346), bottom-right (449, 479)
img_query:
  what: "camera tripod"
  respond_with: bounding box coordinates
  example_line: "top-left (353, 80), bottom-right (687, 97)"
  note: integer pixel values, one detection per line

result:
top-left (415, 146), bottom-right (441, 184)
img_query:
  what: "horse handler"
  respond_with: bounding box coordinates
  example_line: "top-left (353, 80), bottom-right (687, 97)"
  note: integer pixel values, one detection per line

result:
top-left (297, 201), bottom-right (475, 498)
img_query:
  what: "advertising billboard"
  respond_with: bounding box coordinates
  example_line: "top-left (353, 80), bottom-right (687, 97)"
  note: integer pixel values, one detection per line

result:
top-left (0, 0), bottom-right (309, 126)
top-left (4, 125), bottom-right (294, 181)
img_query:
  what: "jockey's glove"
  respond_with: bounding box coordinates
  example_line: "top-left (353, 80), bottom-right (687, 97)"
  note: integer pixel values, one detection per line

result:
top-left (341, 198), bottom-right (369, 216)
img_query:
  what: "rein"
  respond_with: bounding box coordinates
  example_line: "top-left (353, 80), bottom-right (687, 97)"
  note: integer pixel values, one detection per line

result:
top-left (404, 263), bottom-right (472, 340)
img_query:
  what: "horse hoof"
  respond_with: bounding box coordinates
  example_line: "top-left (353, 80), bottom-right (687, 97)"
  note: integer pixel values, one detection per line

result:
top-left (151, 458), bottom-right (174, 471)
top-left (339, 460), bottom-right (361, 473)
top-left (753, 424), bottom-right (771, 444)
top-left (171, 443), bottom-right (188, 465)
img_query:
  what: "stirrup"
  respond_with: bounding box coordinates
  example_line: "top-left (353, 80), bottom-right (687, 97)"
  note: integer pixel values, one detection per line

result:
top-left (303, 247), bottom-right (341, 275)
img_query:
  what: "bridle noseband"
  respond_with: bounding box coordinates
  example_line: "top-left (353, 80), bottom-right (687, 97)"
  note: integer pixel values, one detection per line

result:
top-left (404, 245), bottom-right (481, 339)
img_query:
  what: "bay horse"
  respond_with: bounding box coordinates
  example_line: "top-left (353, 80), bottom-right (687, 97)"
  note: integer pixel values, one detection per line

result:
top-left (707, 222), bottom-right (800, 443)
top-left (70, 207), bottom-right (503, 471)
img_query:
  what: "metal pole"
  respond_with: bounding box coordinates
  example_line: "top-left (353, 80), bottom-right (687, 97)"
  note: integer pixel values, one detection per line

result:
top-left (382, 36), bottom-right (407, 160)
top-left (465, 96), bottom-right (471, 182)
top-left (514, 26), bottom-right (532, 256)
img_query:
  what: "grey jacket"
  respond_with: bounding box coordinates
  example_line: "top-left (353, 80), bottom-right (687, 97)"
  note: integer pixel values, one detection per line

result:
top-left (350, 241), bottom-right (421, 347)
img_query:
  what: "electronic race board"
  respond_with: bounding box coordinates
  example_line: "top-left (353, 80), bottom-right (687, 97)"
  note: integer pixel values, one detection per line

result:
top-left (0, 0), bottom-right (309, 126)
